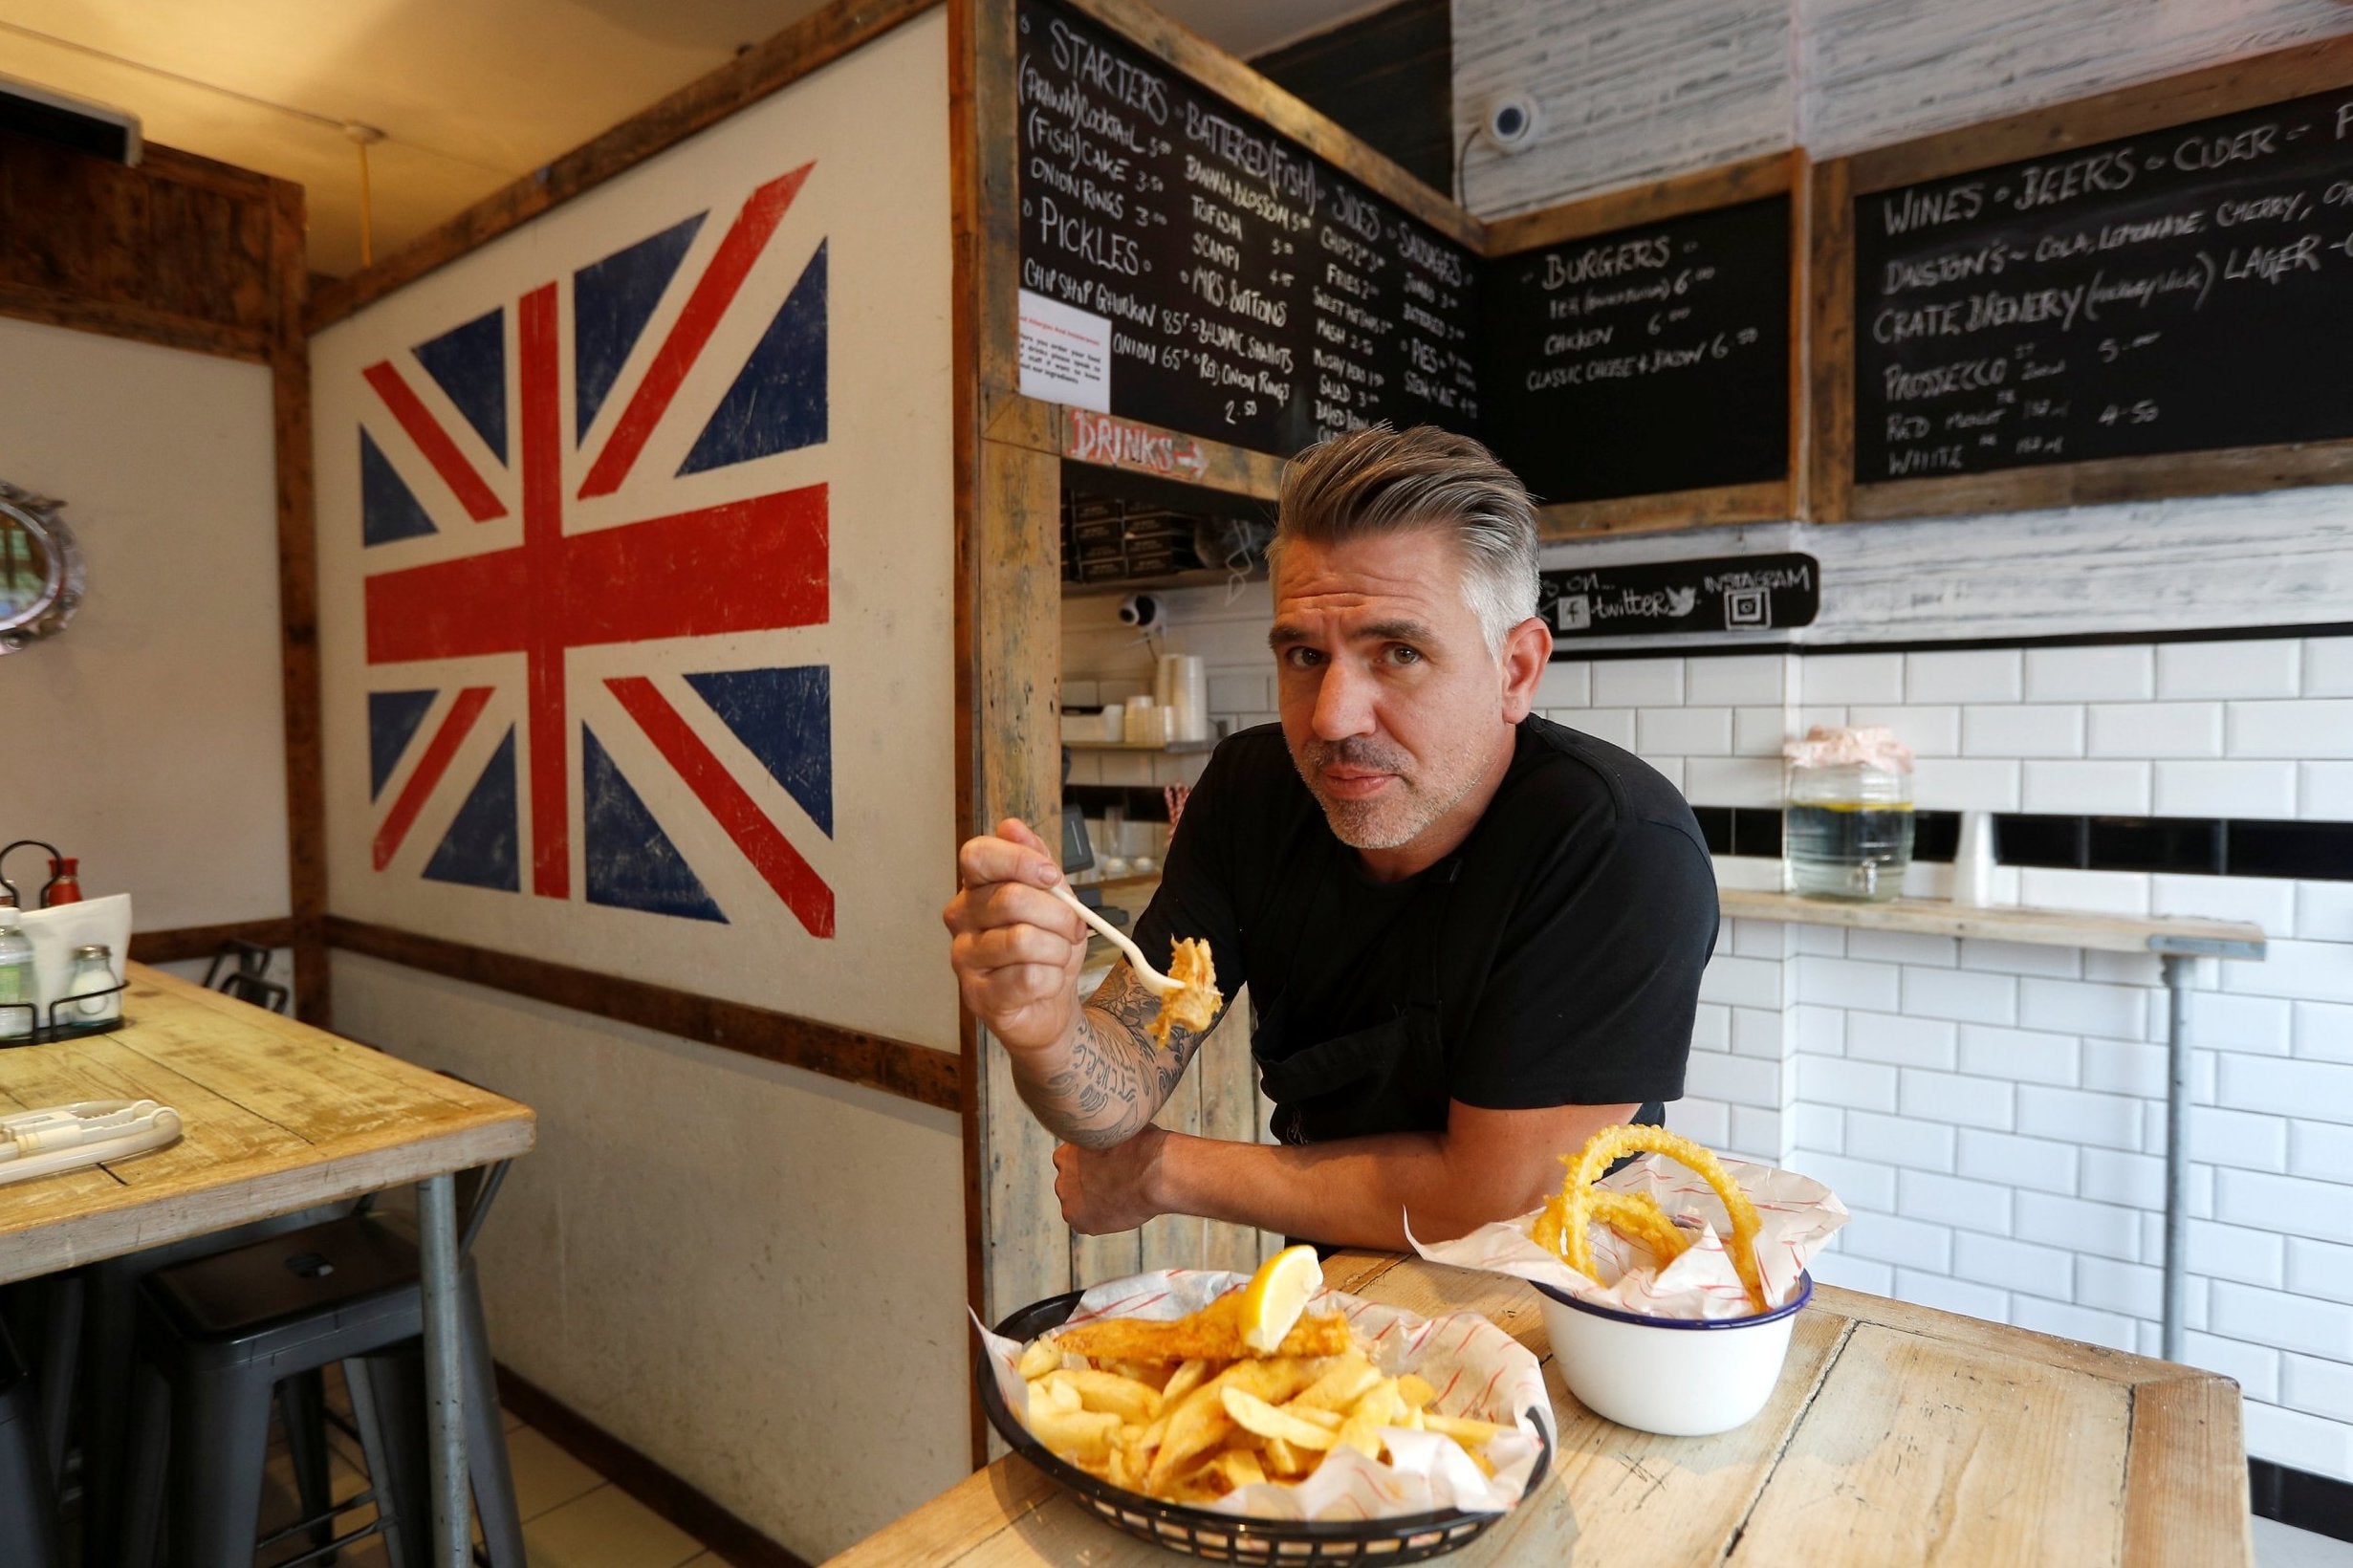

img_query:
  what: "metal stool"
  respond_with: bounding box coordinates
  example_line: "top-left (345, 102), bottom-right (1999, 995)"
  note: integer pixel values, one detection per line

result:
top-left (120, 1168), bottom-right (524, 1568)
top-left (202, 938), bottom-right (290, 1014)
top-left (0, 1319), bottom-right (64, 1568)
top-left (70, 1206), bottom-right (354, 1568)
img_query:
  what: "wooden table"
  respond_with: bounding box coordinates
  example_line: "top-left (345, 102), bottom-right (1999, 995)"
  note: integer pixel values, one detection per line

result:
top-left (831, 1250), bottom-right (2252, 1567)
top-left (0, 963), bottom-right (536, 1568)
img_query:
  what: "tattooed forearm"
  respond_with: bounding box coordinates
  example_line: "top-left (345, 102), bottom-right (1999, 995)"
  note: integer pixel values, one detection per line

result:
top-left (1015, 961), bottom-right (1222, 1148)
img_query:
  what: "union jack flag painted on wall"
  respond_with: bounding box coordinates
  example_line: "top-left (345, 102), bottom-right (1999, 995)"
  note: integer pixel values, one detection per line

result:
top-left (359, 164), bottom-right (836, 937)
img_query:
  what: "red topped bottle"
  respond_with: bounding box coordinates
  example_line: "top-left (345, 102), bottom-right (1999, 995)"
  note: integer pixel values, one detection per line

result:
top-left (42, 857), bottom-right (81, 906)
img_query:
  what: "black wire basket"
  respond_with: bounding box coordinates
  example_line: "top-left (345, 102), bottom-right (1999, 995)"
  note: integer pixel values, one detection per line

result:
top-left (977, 1289), bottom-right (1553, 1563)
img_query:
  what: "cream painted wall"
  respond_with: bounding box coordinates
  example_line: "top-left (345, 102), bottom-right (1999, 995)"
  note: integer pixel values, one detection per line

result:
top-left (310, 11), bottom-right (958, 1053)
top-left (0, 317), bottom-right (287, 929)
top-left (301, 14), bottom-right (971, 1557)
top-left (332, 951), bottom-right (969, 1560)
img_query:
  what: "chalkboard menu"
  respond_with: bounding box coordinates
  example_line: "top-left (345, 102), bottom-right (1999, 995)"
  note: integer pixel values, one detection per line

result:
top-left (1013, 0), bottom-right (1481, 457)
top-left (1484, 197), bottom-right (1793, 505)
top-left (1854, 83), bottom-right (2353, 483)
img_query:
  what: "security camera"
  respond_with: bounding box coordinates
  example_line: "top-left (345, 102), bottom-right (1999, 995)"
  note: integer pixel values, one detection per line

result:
top-left (1482, 94), bottom-right (1542, 156)
top-left (1117, 593), bottom-right (1163, 630)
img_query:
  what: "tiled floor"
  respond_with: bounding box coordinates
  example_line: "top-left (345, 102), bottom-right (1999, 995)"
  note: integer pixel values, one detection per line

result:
top-left (246, 1366), bottom-right (717, 1568)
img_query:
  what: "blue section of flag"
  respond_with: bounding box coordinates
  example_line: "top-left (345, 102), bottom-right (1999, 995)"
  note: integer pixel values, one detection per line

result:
top-left (424, 728), bottom-right (521, 891)
top-left (684, 666), bottom-right (833, 837)
top-left (360, 428), bottom-right (438, 546)
top-left (367, 689), bottom-right (438, 800)
top-left (679, 240), bottom-right (828, 474)
top-left (581, 728), bottom-right (727, 922)
top-left (412, 308), bottom-right (508, 464)
top-left (574, 213), bottom-right (707, 442)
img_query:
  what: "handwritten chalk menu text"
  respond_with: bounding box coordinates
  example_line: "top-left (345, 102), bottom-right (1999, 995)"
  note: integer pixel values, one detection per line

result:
top-left (1485, 197), bottom-right (1792, 505)
top-left (1015, 0), bottom-right (1480, 456)
top-left (1855, 85), bottom-right (2353, 482)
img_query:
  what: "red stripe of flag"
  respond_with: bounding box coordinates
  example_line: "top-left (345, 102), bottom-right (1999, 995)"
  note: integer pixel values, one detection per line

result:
top-left (605, 676), bottom-right (836, 938)
top-left (372, 687), bottom-right (494, 871)
top-left (361, 362), bottom-right (509, 521)
top-left (361, 484), bottom-right (828, 665)
top-left (576, 163), bottom-right (814, 500)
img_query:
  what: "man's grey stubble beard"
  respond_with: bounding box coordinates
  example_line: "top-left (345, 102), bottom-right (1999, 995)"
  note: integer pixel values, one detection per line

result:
top-left (1298, 739), bottom-right (1489, 852)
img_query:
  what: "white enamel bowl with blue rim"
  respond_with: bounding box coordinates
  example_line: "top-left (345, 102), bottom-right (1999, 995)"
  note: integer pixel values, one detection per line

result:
top-left (1534, 1272), bottom-right (1813, 1437)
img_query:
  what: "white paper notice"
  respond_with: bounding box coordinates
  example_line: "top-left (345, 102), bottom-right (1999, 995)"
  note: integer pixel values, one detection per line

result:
top-left (1017, 288), bottom-right (1111, 412)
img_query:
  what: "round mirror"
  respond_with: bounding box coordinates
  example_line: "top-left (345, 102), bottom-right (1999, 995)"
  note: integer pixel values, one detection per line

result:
top-left (0, 482), bottom-right (83, 654)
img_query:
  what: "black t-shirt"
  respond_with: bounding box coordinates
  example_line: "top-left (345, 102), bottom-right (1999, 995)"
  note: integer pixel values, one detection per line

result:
top-left (1134, 715), bottom-right (1717, 1119)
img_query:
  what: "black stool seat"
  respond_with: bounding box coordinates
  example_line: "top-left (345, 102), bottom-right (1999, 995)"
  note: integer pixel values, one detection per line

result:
top-left (123, 1212), bottom-right (525, 1568)
top-left (150, 1213), bottom-right (425, 1341)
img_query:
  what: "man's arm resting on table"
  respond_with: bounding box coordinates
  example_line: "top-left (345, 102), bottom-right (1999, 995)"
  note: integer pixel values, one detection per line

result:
top-left (1057, 1100), bottom-right (1638, 1249)
top-left (1010, 962), bottom-right (1215, 1149)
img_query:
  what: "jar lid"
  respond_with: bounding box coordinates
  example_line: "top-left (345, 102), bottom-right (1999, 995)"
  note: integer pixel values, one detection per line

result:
top-left (72, 943), bottom-right (111, 960)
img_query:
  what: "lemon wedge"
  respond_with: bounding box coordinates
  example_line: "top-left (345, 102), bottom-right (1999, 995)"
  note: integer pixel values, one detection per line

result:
top-left (1238, 1244), bottom-right (1323, 1355)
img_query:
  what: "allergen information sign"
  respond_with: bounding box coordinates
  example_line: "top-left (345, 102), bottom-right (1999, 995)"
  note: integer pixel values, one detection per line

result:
top-left (1540, 554), bottom-right (1819, 640)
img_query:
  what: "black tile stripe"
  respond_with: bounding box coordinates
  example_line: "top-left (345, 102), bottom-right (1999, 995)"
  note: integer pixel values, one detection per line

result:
top-left (1069, 785), bottom-right (2349, 882)
top-left (2251, 1459), bottom-right (2353, 1544)
top-left (1704, 809), bottom-right (2352, 882)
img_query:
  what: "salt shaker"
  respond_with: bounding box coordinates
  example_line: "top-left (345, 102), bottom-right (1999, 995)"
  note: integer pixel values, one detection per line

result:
top-left (67, 943), bottom-right (120, 1024)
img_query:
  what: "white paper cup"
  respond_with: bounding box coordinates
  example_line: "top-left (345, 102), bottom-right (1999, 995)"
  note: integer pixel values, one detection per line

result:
top-left (1535, 1273), bottom-right (1811, 1436)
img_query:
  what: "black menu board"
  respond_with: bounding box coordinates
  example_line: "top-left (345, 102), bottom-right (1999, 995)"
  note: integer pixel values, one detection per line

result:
top-left (1014, 0), bottom-right (1480, 456)
top-left (1483, 197), bottom-right (1793, 505)
top-left (1854, 84), bottom-right (2353, 483)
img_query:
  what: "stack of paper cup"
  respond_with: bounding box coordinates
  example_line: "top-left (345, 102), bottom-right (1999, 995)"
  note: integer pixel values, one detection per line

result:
top-left (1159, 654), bottom-right (1210, 743)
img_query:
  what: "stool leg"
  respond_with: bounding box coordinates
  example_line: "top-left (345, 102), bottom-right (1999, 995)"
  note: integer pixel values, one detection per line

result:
top-left (0, 1320), bottom-right (64, 1568)
top-left (80, 1255), bottom-right (145, 1568)
top-left (35, 1272), bottom-right (81, 1483)
top-left (279, 1369), bottom-right (339, 1563)
top-left (119, 1358), bottom-right (171, 1568)
top-left (347, 1347), bottom-right (432, 1568)
top-left (166, 1362), bottom-right (273, 1568)
top-left (460, 1274), bottom-right (526, 1568)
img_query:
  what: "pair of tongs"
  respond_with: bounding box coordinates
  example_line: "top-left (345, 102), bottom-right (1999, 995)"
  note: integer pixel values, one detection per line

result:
top-left (0, 1099), bottom-right (182, 1186)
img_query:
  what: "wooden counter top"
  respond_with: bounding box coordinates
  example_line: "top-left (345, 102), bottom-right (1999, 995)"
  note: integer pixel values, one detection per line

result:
top-left (831, 1249), bottom-right (2250, 1567)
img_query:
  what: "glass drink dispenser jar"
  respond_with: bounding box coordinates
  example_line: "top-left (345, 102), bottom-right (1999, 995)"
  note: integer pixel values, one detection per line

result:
top-left (1783, 726), bottom-right (1916, 902)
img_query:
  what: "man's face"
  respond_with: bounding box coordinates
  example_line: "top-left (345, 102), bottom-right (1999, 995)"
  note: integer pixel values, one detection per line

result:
top-left (1269, 527), bottom-right (1515, 854)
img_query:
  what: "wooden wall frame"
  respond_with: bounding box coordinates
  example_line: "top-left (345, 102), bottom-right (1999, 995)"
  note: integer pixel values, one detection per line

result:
top-left (0, 134), bottom-right (325, 1020)
top-left (1810, 33), bottom-right (2353, 524)
top-left (1484, 148), bottom-right (1809, 539)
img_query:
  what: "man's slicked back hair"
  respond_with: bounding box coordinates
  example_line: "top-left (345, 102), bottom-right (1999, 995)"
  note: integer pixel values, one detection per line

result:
top-left (1272, 424), bottom-right (1540, 656)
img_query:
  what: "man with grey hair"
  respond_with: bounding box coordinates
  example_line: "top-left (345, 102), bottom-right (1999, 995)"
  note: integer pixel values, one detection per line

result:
top-left (945, 425), bottom-right (1717, 1249)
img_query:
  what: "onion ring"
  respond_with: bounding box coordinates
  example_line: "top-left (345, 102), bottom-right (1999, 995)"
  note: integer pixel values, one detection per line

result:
top-left (1536, 1124), bottom-right (1769, 1312)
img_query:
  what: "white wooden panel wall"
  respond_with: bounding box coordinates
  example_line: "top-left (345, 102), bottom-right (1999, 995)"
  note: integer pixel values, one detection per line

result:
top-left (1451, 0), bottom-right (1791, 218)
top-left (1800, 0), bottom-right (2353, 156)
top-left (1530, 492), bottom-right (2353, 657)
top-left (1454, 0), bottom-right (2353, 218)
top-left (1453, 0), bottom-right (2353, 646)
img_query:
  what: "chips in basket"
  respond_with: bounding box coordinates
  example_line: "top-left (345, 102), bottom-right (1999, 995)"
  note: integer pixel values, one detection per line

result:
top-left (979, 1252), bottom-right (1550, 1521)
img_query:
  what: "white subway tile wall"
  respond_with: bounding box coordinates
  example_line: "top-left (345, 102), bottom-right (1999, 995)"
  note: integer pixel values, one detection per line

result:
top-left (1064, 599), bottom-right (2353, 1482)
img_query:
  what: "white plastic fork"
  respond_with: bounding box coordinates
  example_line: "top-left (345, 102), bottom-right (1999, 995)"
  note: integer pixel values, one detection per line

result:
top-left (1048, 881), bottom-right (1182, 997)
